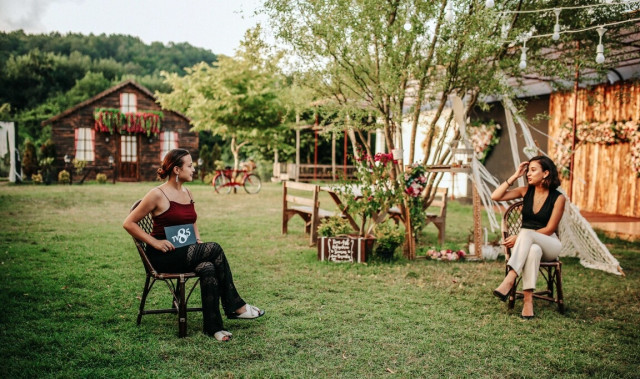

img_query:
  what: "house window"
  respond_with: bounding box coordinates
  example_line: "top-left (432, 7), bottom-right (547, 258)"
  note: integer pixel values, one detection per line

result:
top-left (74, 128), bottom-right (95, 161)
top-left (160, 131), bottom-right (178, 160)
top-left (121, 135), bottom-right (137, 162)
top-left (120, 93), bottom-right (137, 113)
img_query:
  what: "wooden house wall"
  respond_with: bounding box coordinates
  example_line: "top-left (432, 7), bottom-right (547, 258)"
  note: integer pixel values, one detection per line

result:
top-left (50, 83), bottom-right (198, 182)
top-left (548, 81), bottom-right (640, 217)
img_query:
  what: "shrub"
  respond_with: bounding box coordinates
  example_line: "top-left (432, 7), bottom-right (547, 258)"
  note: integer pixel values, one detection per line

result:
top-left (73, 159), bottom-right (87, 175)
top-left (31, 173), bottom-right (43, 184)
top-left (318, 216), bottom-right (352, 237)
top-left (204, 172), bottom-right (215, 185)
top-left (96, 173), bottom-right (108, 184)
top-left (374, 221), bottom-right (405, 261)
top-left (58, 170), bottom-right (71, 184)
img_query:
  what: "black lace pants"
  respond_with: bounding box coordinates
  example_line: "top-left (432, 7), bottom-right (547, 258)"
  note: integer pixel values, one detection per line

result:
top-left (147, 242), bottom-right (246, 335)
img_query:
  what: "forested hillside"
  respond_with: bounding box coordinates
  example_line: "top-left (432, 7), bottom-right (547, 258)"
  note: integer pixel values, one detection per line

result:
top-left (0, 30), bottom-right (217, 143)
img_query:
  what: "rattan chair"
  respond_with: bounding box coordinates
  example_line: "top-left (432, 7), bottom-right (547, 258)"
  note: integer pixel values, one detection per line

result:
top-left (502, 201), bottom-right (565, 313)
top-left (129, 200), bottom-right (202, 337)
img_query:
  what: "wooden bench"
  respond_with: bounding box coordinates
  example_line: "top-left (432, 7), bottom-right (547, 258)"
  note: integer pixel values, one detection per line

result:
top-left (388, 187), bottom-right (448, 245)
top-left (282, 181), bottom-right (335, 246)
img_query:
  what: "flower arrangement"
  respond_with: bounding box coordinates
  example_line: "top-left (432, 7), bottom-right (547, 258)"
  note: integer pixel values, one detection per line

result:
top-left (93, 108), bottom-right (164, 136)
top-left (404, 163), bottom-right (428, 236)
top-left (468, 121), bottom-right (501, 163)
top-left (554, 120), bottom-right (640, 178)
top-left (338, 152), bottom-right (403, 236)
top-left (426, 248), bottom-right (466, 261)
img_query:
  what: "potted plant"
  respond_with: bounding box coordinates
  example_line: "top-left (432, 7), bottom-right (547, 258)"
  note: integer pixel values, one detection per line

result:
top-left (317, 216), bottom-right (375, 263)
top-left (373, 221), bottom-right (405, 262)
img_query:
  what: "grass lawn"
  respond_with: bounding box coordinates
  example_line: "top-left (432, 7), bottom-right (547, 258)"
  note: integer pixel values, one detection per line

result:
top-left (1, 182), bottom-right (639, 378)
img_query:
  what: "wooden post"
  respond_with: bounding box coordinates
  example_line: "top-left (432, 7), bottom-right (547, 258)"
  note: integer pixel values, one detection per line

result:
top-left (472, 183), bottom-right (482, 260)
top-left (568, 41), bottom-right (580, 201)
top-left (331, 131), bottom-right (336, 181)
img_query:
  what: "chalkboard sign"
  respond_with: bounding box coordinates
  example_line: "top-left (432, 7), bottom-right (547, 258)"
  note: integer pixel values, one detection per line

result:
top-left (317, 236), bottom-right (374, 263)
top-left (164, 224), bottom-right (197, 248)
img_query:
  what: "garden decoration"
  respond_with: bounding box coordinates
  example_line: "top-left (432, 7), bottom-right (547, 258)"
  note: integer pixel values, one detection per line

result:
top-left (317, 216), bottom-right (375, 263)
top-left (336, 152), bottom-right (403, 238)
top-left (93, 108), bottom-right (163, 136)
top-left (554, 120), bottom-right (640, 178)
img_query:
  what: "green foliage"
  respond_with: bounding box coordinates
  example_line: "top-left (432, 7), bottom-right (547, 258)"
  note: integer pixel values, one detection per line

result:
top-left (0, 30), bottom-right (217, 144)
top-left (373, 221), bottom-right (405, 261)
top-left (30, 173), bottom-right (43, 184)
top-left (72, 159), bottom-right (87, 175)
top-left (57, 169), bottom-right (70, 184)
top-left (21, 139), bottom-right (38, 178)
top-left (338, 152), bottom-right (403, 236)
top-left (156, 27), bottom-right (287, 168)
top-left (38, 139), bottom-right (56, 159)
top-left (318, 216), bottom-right (352, 237)
top-left (95, 173), bottom-right (108, 184)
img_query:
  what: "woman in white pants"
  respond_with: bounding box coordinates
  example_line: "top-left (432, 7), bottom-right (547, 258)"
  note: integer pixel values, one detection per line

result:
top-left (491, 156), bottom-right (566, 319)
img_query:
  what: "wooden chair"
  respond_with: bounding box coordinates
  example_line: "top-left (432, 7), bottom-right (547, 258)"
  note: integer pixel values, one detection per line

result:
top-left (129, 200), bottom-right (203, 337)
top-left (282, 181), bottom-right (334, 246)
top-left (388, 187), bottom-right (448, 245)
top-left (502, 201), bottom-right (565, 313)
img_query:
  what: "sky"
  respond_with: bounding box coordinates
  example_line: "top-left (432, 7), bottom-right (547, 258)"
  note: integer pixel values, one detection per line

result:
top-left (0, 0), bottom-right (269, 56)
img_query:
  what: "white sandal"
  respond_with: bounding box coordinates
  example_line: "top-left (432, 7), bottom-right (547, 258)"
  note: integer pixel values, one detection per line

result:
top-left (213, 330), bottom-right (232, 341)
top-left (228, 304), bottom-right (265, 319)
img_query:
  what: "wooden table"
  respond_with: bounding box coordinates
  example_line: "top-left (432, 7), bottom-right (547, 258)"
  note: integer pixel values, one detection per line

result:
top-left (320, 185), bottom-right (362, 234)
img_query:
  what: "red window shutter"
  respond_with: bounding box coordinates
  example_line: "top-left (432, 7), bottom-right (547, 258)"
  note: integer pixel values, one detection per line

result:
top-left (74, 128), bottom-right (79, 155)
top-left (160, 132), bottom-right (165, 160)
top-left (91, 129), bottom-right (96, 161)
top-left (173, 132), bottom-right (178, 149)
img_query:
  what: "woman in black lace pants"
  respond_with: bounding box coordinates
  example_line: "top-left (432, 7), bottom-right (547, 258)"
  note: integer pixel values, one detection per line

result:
top-left (124, 149), bottom-right (264, 340)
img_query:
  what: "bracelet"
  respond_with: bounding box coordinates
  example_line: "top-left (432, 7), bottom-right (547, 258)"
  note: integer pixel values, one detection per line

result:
top-left (506, 180), bottom-right (513, 186)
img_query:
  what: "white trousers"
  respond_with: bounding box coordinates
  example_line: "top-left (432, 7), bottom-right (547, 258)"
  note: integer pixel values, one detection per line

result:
top-left (507, 229), bottom-right (562, 290)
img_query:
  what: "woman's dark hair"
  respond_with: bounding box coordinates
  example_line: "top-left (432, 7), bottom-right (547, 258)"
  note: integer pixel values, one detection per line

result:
top-left (157, 149), bottom-right (190, 180)
top-left (528, 155), bottom-right (560, 190)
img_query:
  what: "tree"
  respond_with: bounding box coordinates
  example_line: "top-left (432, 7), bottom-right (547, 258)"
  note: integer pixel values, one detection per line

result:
top-left (156, 27), bottom-right (287, 170)
top-left (264, 0), bottom-right (638, 258)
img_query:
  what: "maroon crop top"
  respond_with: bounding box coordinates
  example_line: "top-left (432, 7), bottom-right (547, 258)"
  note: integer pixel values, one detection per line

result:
top-left (150, 188), bottom-right (197, 240)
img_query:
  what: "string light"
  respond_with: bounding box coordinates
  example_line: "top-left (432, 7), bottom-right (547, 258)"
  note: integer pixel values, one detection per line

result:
top-left (404, 22), bottom-right (412, 31)
top-left (552, 9), bottom-right (561, 40)
top-left (519, 39), bottom-right (528, 69)
top-left (499, 0), bottom-right (640, 14)
top-left (596, 27), bottom-right (606, 64)
top-left (486, 0), bottom-right (495, 8)
top-left (445, 2), bottom-right (454, 22)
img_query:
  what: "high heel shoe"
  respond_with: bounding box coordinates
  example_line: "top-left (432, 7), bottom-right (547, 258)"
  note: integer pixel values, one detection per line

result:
top-left (520, 314), bottom-right (535, 320)
top-left (493, 289), bottom-right (508, 302)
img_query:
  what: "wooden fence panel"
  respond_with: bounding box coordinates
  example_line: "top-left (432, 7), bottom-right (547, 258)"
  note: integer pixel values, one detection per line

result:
top-left (549, 81), bottom-right (640, 218)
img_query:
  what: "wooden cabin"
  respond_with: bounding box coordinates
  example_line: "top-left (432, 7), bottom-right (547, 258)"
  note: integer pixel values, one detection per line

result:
top-left (43, 80), bottom-right (198, 182)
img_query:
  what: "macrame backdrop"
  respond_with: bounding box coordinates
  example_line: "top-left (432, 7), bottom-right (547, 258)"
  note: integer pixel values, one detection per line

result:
top-left (453, 96), bottom-right (623, 276)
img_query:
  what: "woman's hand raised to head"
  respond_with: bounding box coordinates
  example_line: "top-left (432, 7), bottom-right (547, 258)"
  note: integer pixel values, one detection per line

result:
top-left (514, 161), bottom-right (529, 179)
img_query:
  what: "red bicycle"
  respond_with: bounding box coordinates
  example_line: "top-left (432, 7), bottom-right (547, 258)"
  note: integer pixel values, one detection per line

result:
top-left (212, 167), bottom-right (262, 194)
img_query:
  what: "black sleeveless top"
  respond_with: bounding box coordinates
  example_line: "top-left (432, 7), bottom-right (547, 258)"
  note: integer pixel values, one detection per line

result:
top-left (521, 186), bottom-right (562, 230)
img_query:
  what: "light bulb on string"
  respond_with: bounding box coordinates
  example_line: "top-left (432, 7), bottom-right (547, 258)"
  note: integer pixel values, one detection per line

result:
top-left (404, 22), bottom-right (412, 31)
top-left (596, 26), bottom-right (606, 64)
top-left (485, 0), bottom-right (494, 8)
top-left (445, 3), bottom-right (454, 22)
top-left (501, 23), bottom-right (510, 39)
top-left (519, 39), bottom-right (528, 69)
top-left (552, 9), bottom-right (561, 40)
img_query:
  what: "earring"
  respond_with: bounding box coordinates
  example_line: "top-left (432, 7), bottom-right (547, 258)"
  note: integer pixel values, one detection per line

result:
top-left (175, 174), bottom-right (179, 183)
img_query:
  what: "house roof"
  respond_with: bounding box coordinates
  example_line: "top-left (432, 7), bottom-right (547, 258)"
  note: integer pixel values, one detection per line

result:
top-left (42, 79), bottom-right (190, 126)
